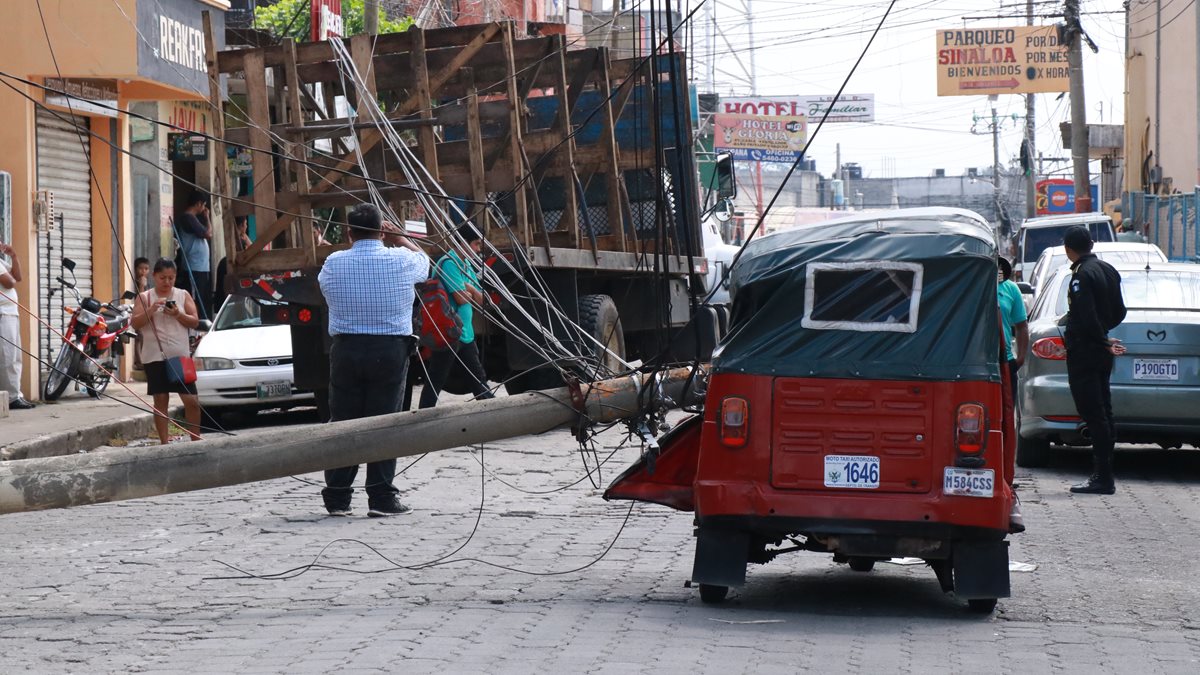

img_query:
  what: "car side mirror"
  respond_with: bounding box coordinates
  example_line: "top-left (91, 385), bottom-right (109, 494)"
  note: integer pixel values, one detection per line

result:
top-left (197, 319), bottom-right (213, 332)
top-left (1017, 282), bottom-right (1033, 295)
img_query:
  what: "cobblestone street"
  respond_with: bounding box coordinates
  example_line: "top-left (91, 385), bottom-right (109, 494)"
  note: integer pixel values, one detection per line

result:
top-left (1, 420), bottom-right (1199, 674)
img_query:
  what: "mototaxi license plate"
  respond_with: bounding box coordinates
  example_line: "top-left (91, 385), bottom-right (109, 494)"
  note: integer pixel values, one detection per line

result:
top-left (256, 380), bottom-right (292, 399)
top-left (824, 455), bottom-right (880, 489)
top-left (943, 467), bottom-right (995, 498)
top-left (1133, 358), bottom-right (1179, 381)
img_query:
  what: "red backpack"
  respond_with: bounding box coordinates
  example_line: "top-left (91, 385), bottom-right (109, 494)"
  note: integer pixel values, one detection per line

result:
top-left (414, 278), bottom-right (462, 351)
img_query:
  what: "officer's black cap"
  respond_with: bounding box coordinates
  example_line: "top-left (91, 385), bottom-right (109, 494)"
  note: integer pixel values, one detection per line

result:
top-left (1063, 225), bottom-right (1093, 253)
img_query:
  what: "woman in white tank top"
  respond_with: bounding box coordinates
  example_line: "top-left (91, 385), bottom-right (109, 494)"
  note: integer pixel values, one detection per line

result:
top-left (131, 258), bottom-right (202, 444)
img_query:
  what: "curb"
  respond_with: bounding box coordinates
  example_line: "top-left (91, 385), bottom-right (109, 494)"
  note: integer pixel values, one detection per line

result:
top-left (0, 405), bottom-right (184, 461)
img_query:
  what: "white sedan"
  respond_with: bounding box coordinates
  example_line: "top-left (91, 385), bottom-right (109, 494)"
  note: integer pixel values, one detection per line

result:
top-left (194, 296), bottom-right (314, 414)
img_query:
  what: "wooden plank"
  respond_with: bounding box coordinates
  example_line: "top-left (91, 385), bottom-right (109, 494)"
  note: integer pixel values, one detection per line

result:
top-left (502, 22), bottom-right (530, 246)
top-left (290, 43), bottom-right (604, 112)
top-left (552, 35), bottom-right (579, 245)
top-left (464, 78), bottom-right (490, 238)
top-left (596, 51), bottom-right (628, 253)
top-left (564, 49), bottom-right (598, 114)
top-left (283, 39), bottom-right (317, 267)
top-left (237, 50), bottom-right (281, 267)
top-left (203, 11), bottom-right (237, 275)
top-left (302, 22), bottom-right (499, 203)
top-left (410, 28), bottom-right (440, 185)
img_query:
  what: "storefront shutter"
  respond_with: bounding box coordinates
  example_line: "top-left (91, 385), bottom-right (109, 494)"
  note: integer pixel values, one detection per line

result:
top-left (36, 108), bottom-right (93, 376)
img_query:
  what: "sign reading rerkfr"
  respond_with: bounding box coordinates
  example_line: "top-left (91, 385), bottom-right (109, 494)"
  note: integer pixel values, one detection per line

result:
top-left (935, 26), bottom-right (1069, 96)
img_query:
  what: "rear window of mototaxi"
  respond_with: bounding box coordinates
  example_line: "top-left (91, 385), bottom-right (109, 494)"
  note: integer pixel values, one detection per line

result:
top-left (1021, 221), bottom-right (1115, 263)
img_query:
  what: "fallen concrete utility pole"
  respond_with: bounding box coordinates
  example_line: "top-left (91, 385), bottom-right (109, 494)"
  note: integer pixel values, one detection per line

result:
top-left (0, 368), bottom-right (701, 515)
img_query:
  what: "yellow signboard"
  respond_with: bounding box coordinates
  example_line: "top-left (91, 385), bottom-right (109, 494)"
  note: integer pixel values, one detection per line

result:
top-left (935, 26), bottom-right (1069, 96)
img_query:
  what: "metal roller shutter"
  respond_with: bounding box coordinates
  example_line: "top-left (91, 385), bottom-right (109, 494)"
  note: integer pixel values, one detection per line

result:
top-left (36, 109), bottom-right (93, 379)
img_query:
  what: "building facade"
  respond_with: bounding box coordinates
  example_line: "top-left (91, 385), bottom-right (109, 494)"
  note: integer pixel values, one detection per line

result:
top-left (1124, 2), bottom-right (1199, 195)
top-left (0, 0), bottom-right (228, 400)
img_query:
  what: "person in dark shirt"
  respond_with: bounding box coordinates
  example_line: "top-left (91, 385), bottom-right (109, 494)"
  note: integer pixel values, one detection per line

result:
top-left (175, 191), bottom-right (212, 321)
top-left (1062, 225), bottom-right (1127, 495)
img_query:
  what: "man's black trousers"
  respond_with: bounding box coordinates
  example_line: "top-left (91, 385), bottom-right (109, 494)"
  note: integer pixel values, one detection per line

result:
top-left (1066, 348), bottom-right (1116, 483)
top-left (323, 334), bottom-right (413, 509)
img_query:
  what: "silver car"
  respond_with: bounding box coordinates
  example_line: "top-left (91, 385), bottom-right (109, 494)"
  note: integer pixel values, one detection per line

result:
top-left (1025, 242), bottom-right (1167, 297)
top-left (1017, 262), bottom-right (1200, 467)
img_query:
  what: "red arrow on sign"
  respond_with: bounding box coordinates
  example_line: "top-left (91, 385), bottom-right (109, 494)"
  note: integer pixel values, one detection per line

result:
top-left (960, 79), bottom-right (1020, 90)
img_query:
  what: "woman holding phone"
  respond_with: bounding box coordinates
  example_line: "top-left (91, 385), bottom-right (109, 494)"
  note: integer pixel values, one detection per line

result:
top-left (131, 258), bottom-right (202, 444)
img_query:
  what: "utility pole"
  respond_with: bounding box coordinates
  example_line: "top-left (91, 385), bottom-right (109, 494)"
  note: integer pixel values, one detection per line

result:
top-left (1065, 0), bottom-right (1091, 212)
top-left (364, 0), bottom-right (380, 34)
top-left (1025, 0), bottom-right (1037, 219)
top-left (990, 94), bottom-right (1002, 226)
top-left (0, 369), bottom-right (702, 514)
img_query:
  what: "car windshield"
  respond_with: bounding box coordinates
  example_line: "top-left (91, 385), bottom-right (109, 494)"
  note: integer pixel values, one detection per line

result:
top-left (214, 296), bottom-right (287, 330)
top-left (1052, 270), bottom-right (1200, 316)
top-left (1023, 221), bottom-right (1114, 262)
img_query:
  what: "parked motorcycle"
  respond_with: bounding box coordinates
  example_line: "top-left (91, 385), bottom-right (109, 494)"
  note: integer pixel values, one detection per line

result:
top-left (44, 258), bottom-right (137, 401)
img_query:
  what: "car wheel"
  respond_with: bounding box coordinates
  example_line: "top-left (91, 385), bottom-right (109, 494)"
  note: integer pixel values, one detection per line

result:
top-left (1016, 434), bottom-right (1051, 468)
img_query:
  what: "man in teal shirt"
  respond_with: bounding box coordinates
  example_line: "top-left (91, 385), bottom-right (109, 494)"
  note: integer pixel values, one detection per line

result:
top-left (419, 225), bottom-right (494, 408)
top-left (998, 257), bottom-right (1029, 400)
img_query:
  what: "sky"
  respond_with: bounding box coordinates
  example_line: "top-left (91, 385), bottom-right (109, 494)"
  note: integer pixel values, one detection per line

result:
top-left (677, 0), bottom-right (1128, 180)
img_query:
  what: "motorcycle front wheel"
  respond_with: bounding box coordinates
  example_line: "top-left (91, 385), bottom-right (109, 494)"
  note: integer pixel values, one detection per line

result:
top-left (43, 344), bottom-right (79, 401)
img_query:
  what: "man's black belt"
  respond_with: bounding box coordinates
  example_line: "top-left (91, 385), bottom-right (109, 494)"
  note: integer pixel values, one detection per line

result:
top-left (332, 334), bottom-right (415, 342)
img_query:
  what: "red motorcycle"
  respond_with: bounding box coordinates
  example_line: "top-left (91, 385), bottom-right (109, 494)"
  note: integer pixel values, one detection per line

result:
top-left (43, 258), bottom-right (137, 401)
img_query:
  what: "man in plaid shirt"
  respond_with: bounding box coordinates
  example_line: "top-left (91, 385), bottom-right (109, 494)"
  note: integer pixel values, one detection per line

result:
top-left (318, 204), bottom-right (428, 517)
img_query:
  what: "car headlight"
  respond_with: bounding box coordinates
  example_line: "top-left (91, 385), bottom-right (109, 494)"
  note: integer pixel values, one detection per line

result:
top-left (196, 357), bottom-right (235, 371)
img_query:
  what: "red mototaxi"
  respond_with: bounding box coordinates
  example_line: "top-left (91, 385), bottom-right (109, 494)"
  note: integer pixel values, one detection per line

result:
top-left (606, 207), bottom-right (1016, 612)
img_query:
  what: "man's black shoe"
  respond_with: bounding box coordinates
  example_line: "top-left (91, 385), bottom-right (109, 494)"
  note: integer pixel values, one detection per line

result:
top-left (1069, 479), bottom-right (1115, 495)
top-left (368, 498), bottom-right (412, 518)
top-left (9, 397), bottom-right (36, 410)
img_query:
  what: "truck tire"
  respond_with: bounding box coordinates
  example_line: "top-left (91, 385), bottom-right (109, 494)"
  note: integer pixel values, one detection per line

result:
top-left (578, 294), bottom-right (625, 376)
top-left (1016, 434), bottom-right (1051, 468)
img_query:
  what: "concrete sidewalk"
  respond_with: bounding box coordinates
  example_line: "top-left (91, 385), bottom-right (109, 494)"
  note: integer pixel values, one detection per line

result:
top-left (0, 384), bottom-right (165, 461)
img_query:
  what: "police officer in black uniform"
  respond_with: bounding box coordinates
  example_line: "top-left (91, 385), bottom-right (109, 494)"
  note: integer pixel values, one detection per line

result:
top-left (1061, 225), bottom-right (1127, 495)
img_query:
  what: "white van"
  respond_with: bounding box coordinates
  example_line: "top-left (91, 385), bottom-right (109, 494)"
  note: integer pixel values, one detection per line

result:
top-left (1014, 213), bottom-right (1116, 281)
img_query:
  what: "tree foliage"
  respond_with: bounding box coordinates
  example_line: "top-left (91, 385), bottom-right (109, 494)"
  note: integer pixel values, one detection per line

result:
top-left (254, 0), bottom-right (414, 40)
